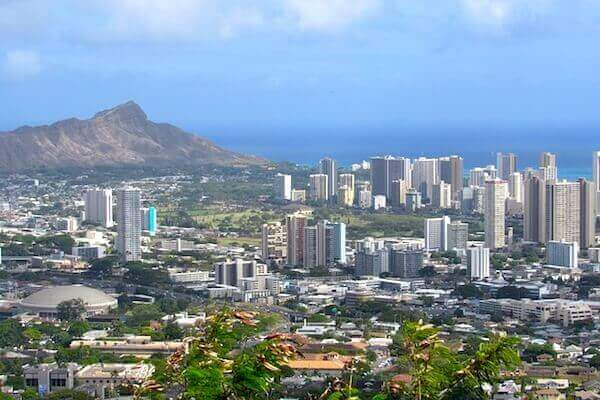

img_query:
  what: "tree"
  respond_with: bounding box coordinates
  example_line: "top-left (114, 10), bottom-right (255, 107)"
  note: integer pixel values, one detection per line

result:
top-left (163, 322), bottom-right (184, 340)
top-left (452, 284), bottom-right (483, 299)
top-left (68, 320), bottom-right (91, 337)
top-left (141, 309), bottom-right (301, 400)
top-left (85, 256), bottom-right (117, 279)
top-left (590, 353), bottom-right (600, 369)
top-left (496, 286), bottom-right (529, 299)
top-left (0, 318), bottom-right (25, 348)
top-left (379, 320), bottom-right (519, 400)
top-left (21, 388), bottom-right (41, 400)
top-left (23, 327), bottom-right (43, 344)
top-left (522, 344), bottom-right (556, 363)
top-left (124, 263), bottom-right (169, 286)
top-left (126, 304), bottom-right (163, 327)
top-left (56, 299), bottom-right (86, 321)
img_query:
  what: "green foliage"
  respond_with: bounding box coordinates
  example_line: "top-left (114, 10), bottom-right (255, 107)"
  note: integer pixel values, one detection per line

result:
top-left (496, 286), bottom-right (529, 299)
top-left (452, 284), bottom-right (483, 299)
top-left (385, 321), bottom-right (521, 400)
top-left (123, 262), bottom-right (169, 285)
top-left (45, 389), bottom-right (94, 400)
top-left (35, 234), bottom-right (76, 255)
top-left (522, 344), bottom-right (556, 363)
top-left (57, 299), bottom-right (86, 321)
top-left (155, 309), bottom-right (301, 400)
top-left (21, 389), bottom-right (40, 400)
top-left (126, 304), bottom-right (164, 327)
top-left (307, 313), bottom-right (331, 323)
top-left (491, 254), bottom-right (507, 269)
top-left (67, 320), bottom-right (91, 337)
top-left (0, 318), bottom-right (25, 348)
top-left (85, 256), bottom-right (117, 279)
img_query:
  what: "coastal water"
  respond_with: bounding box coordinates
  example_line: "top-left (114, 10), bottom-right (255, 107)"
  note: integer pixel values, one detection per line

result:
top-left (202, 124), bottom-right (598, 180)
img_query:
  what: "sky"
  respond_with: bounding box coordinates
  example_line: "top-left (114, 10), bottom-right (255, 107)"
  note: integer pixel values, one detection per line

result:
top-left (1, 0), bottom-right (600, 167)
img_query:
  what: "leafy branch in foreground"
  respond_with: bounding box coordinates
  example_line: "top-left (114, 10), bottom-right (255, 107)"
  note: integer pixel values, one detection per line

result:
top-left (138, 309), bottom-right (302, 400)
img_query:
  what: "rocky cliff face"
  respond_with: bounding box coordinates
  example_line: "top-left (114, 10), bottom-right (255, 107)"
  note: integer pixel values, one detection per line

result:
top-left (0, 101), bottom-right (265, 171)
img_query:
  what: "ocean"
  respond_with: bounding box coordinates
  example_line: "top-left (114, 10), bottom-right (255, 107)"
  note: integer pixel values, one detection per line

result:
top-left (202, 124), bottom-right (598, 180)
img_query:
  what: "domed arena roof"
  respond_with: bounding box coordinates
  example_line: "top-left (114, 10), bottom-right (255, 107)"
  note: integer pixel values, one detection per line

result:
top-left (21, 285), bottom-right (117, 311)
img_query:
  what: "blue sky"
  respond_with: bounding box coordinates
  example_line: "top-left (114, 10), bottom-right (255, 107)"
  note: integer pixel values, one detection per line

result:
top-left (2, 0), bottom-right (600, 149)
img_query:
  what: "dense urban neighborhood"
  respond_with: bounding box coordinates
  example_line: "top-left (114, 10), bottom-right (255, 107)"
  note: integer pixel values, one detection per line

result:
top-left (0, 152), bottom-right (598, 399)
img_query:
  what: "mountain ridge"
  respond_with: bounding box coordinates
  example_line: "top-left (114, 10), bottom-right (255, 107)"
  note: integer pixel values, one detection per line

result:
top-left (0, 102), bottom-right (266, 171)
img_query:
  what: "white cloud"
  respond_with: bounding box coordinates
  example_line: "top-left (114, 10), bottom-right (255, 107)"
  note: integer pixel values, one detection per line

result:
top-left (2, 50), bottom-right (42, 81)
top-left (86, 0), bottom-right (380, 42)
top-left (284, 0), bottom-right (380, 32)
top-left (459, 0), bottom-right (553, 35)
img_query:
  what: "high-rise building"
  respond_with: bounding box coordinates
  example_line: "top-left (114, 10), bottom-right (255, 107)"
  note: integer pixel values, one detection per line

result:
top-left (286, 214), bottom-right (307, 266)
top-left (355, 181), bottom-right (371, 203)
top-left (448, 221), bottom-right (469, 250)
top-left (331, 222), bottom-right (347, 264)
top-left (431, 181), bottom-right (452, 209)
top-left (438, 155), bottom-right (464, 201)
top-left (484, 179), bottom-right (507, 249)
top-left (467, 245), bottom-right (490, 280)
top-left (355, 247), bottom-right (389, 277)
top-left (215, 259), bottom-right (258, 287)
top-left (546, 180), bottom-right (580, 244)
top-left (358, 190), bottom-right (373, 209)
top-left (116, 187), bottom-right (142, 262)
top-left (261, 221), bottom-right (287, 262)
top-left (338, 173), bottom-right (355, 204)
top-left (303, 226), bottom-right (319, 268)
top-left (496, 153), bottom-right (517, 180)
top-left (472, 186), bottom-right (486, 214)
top-left (141, 206), bottom-right (157, 235)
top-left (370, 157), bottom-right (388, 197)
top-left (412, 157), bottom-right (439, 200)
top-left (302, 220), bottom-right (346, 268)
top-left (524, 175), bottom-right (547, 243)
top-left (547, 240), bottom-right (579, 268)
top-left (370, 156), bottom-right (411, 199)
top-left (578, 178), bottom-right (596, 249)
top-left (594, 151), bottom-right (600, 216)
top-left (319, 158), bottom-right (337, 200)
top-left (56, 217), bottom-right (78, 232)
top-left (508, 172), bottom-right (523, 203)
top-left (405, 189), bottom-right (422, 211)
top-left (389, 249), bottom-right (423, 278)
top-left (469, 166), bottom-right (497, 187)
top-left (373, 195), bottom-right (387, 210)
top-left (84, 189), bottom-right (113, 227)
top-left (390, 179), bottom-right (407, 207)
top-left (424, 216), bottom-right (450, 251)
top-left (291, 189), bottom-right (306, 202)
top-left (539, 152), bottom-right (557, 182)
top-left (309, 174), bottom-right (329, 202)
top-left (337, 186), bottom-right (354, 207)
top-left (274, 173), bottom-right (292, 200)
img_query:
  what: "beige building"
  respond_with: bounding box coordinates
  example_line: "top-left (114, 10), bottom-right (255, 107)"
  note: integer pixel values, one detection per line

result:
top-left (70, 336), bottom-right (184, 356)
top-left (261, 221), bottom-right (287, 262)
top-left (484, 179), bottom-right (507, 249)
top-left (309, 174), bottom-right (329, 202)
top-left (546, 180), bottom-right (580, 244)
top-left (338, 173), bottom-right (355, 204)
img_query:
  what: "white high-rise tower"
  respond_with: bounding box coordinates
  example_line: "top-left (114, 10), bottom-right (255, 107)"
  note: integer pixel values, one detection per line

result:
top-left (484, 179), bottom-right (507, 249)
top-left (84, 189), bottom-right (113, 227)
top-left (116, 187), bottom-right (142, 262)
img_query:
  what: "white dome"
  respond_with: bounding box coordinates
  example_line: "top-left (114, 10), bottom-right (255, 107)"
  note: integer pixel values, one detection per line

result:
top-left (21, 285), bottom-right (117, 314)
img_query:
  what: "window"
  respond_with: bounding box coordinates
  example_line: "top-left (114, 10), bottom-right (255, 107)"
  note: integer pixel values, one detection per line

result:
top-left (25, 378), bottom-right (39, 387)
